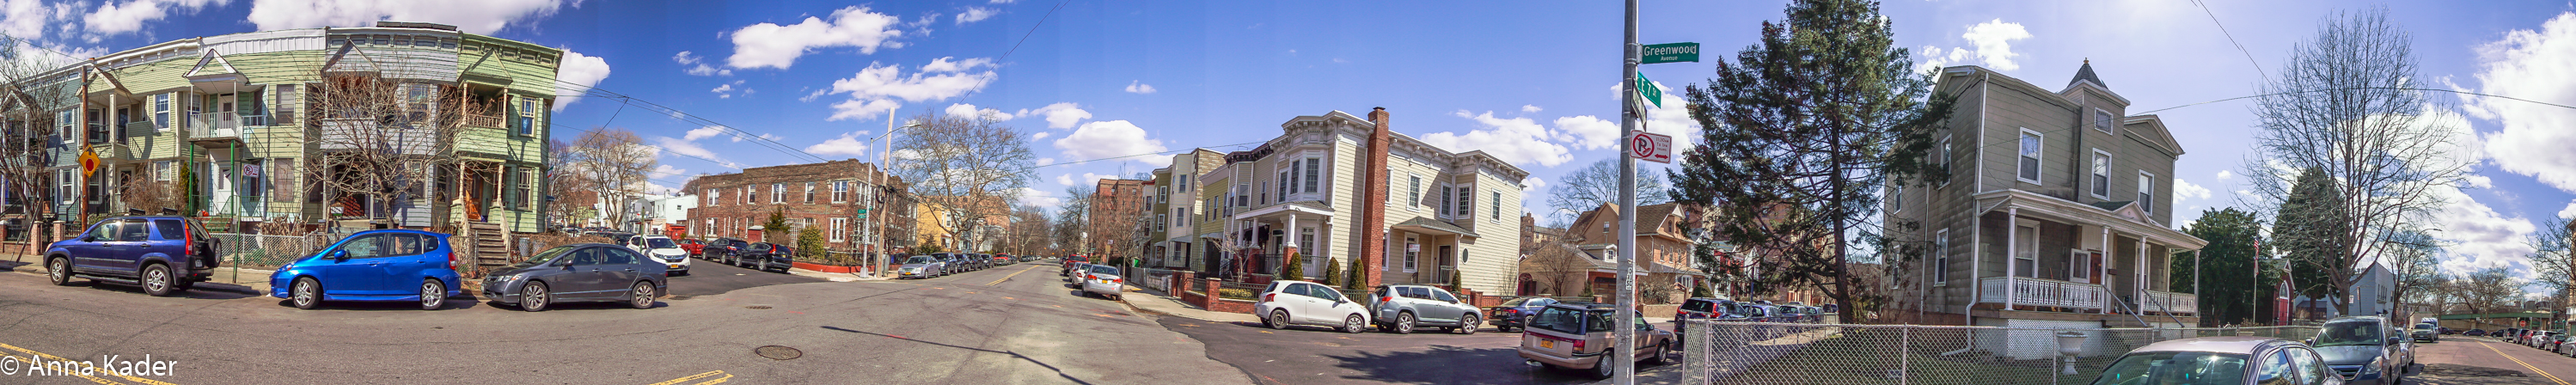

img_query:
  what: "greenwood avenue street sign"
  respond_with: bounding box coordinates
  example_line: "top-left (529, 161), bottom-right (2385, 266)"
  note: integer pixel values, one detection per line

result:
top-left (1642, 42), bottom-right (1699, 64)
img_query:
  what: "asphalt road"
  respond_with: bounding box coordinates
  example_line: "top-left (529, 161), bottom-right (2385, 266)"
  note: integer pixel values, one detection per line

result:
top-left (0, 259), bottom-right (1247, 384)
top-left (2417, 336), bottom-right (2576, 385)
top-left (667, 255), bottom-right (823, 297)
top-left (1156, 311), bottom-right (1686, 384)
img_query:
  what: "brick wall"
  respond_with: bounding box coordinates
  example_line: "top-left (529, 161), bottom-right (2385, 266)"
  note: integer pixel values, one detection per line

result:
top-left (1209, 298), bottom-right (1256, 314)
top-left (683, 159), bottom-right (908, 255)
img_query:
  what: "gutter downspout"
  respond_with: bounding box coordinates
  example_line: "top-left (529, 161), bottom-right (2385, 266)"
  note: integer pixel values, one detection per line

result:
top-left (1963, 70), bottom-right (1989, 328)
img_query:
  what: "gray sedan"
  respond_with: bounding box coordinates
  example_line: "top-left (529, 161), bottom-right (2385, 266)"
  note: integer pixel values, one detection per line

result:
top-left (483, 243), bottom-right (668, 312)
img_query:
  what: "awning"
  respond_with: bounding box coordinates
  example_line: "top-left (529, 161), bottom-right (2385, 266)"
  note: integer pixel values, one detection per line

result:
top-left (1391, 217), bottom-right (1479, 239)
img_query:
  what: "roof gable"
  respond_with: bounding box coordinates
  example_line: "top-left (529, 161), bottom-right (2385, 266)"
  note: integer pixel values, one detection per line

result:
top-left (2120, 114), bottom-right (2186, 157)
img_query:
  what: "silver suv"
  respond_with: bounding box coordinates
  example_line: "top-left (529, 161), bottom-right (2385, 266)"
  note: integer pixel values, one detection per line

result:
top-left (1368, 284), bottom-right (1482, 334)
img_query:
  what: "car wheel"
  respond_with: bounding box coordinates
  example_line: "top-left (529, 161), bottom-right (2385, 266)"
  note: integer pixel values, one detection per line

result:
top-left (1648, 341), bottom-right (1672, 365)
top-left (291, 277), bottom-right (321, 309)
top-left (523, 282), bottom-right (551, 312)
top-left (1392, 312), bottom-right (1416, 334)
top-left (141, 264), bottom-right (176, 296)
top-left (46, 257), bottom-right (71, 286)
top-left (1592, 357), bottom-right (1616, 379)
top-left (419, 279), bottom-right (446, 310)
top-left (1459, 315), bottom-right (1481, 334)
top-left (628, 281), bottom-right (656, 309)
top-left (1343, 315), bottom-right (1368, 333)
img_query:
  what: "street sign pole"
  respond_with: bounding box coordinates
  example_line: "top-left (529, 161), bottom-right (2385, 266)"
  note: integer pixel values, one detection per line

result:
top-left (1614, 0), bottom-right (1640, 383)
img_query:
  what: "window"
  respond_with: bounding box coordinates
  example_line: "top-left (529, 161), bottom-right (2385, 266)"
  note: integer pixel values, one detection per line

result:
top-left (804, 182), bottom-right (815, 204)
top-left (706, 189), bottom-right (717, 205)
top-left (1298, 228), bottom-right (1315, 256)
top-left (502, 166), bottom-right (525, 209)
top-left (151, 94), bottom-right (170, 130)
top-left (154, 161), bottom-right (174, 181)
top-left (832, 181), bottom-right (848, 203)
top-left (1932, 229), bottom-right (1949, 284)
top-left (2017, 129), bottom-right (2044, 183)
top-left (1889, 185), bottom-right (1903, 212)
top-left (2090, 150), bottom-right (2112, 198)
top-left (1178, 174), bottom-right (1189, 192)
top-left (56, 169), bottom-right (72, 204)
top-left (1439, 186), bottom-right (1453, 217)
top-left (1456, 186), bottom-right (1474, 221)
top-left (1490, 191), bottom-right (1501, 220)
top-left (1302, 158), bottom-right (1320, 193)
top-left (2014, 225), bottom-right (2037, 278)
top-left (2139, 172), bottom-right (2156, 214)
top-left (830, 218), bottom-right (847, 241)
top-left (516, 99), bottom-right (537, 136)
top-left (1277, 168), bottom-right (1290, 199)
top-left (1409, 175), bottom-right (1422, 206)
top-left (2094, 109), bottom-right (2115, 134)
top-left (771, 183), bottom-right (785, 204)
top-left (1937, 134), bottom-right (1953, 184)
top-left (740, 186), bottom-right (750, 205)
top-left (1155, 214), bottom-right (1166, 229)
top-left (1404, 235), bottom-right (1418, 272)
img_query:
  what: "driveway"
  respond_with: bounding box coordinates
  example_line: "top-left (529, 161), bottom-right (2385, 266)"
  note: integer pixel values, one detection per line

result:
top-left (1157, 315), bottom-right (1688, 384)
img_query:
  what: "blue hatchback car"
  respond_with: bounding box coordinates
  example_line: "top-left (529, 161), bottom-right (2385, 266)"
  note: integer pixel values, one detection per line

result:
top-left (268, 229), bottom-right (462, 310)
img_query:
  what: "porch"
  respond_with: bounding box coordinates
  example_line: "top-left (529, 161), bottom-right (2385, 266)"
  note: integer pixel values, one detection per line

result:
top-left (1968, 189), bottom-right (2210, 321)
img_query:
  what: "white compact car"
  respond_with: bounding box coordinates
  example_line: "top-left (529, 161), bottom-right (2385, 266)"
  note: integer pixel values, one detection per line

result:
top-left (1252, 280), bottom-right (1372, 333)
top-left (627, 235), bottom-right (692, 276)
top-left (1078, 264), bottom-right (1123, 300)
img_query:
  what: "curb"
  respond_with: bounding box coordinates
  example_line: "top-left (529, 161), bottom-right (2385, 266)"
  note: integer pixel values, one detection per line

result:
top-left (193, 282), bottom-right (264, 296)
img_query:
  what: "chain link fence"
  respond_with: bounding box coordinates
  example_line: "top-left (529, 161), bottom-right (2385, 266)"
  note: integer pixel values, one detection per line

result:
top-left (1680, 321), bottom-right (2321, 385)
top-left (210, 233), bottom-right (340, 270)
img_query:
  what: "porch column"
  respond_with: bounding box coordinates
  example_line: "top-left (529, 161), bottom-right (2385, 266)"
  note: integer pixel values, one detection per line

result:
top-left (2100, 226), bottom-right (2111, 315)
top-left (2004, 207), bottom-right (2017, 310)
top-left (1284, 214), bottom-right (1300, 278)
top-left (2134, 240), bottom-right (2147, 311)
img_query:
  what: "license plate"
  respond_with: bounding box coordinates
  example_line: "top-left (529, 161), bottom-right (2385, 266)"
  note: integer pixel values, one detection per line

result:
top-left (1540, 339), bottom-right (1556, 349)
top-left (668, 264), bottom-right (681, 269)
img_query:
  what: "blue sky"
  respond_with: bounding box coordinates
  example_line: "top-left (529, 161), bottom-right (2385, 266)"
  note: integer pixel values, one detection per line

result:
top-left (18, 1), bottom-right (2576, 293)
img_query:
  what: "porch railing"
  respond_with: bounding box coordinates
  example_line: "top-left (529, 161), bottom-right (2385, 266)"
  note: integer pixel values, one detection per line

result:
top-left (464, 113), bottom-right (506, 128)
top-left (1977, 276), bottom-right (2107, 311)
top-left (2144, 290), bottom-right (2200, 315)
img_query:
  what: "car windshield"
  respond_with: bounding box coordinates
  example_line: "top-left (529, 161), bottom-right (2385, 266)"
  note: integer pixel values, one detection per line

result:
top-left (1088, 265), bottom-right (1121, 275)
top-left (514, 247), bottom-right (576, 268)
top-left (2414, 324), bottom-right (2433, 330)
top-left (906, 256), bottom-right (939, 264)
top-left (2315, 321), bottom-right (2385, 346)
top-left (1501, 297), bottom-right (1534, 307)
top-left (2090, 351), bottom-right (2249, 385)
top-left (646, 238), bottom-right (677, 249)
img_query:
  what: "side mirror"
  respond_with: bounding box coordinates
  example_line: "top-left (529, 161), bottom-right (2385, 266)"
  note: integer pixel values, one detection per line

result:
top-left (329, 250), bottom-right (349, 260)
top-left (2388, 337), bottom-right (2403, 345)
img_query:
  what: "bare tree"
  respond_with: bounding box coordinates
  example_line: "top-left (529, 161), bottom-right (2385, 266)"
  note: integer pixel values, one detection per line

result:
top-left (2383, 228), bottom-right (2444, 321)
top-left (1054, 186), bottom-right (1091, 255)
top-left (0, 42), bottom-right (87, 244)
top-left (1545, 158), bottom-right (1667, 223)
top-left (541, 139), bottom-right (596, 229)
top-left (2456, 266), bottom-right (2521, 315)
top-left (2244, 7), bottom-right (2476, 316)
top-left (889, 112), bottom-right (1034, 254)
top-left (2527, 214), bottom-right (2573, 315)
top-left (566, 128), bottom-right (654, 231)
top-left (303, 66), bottom-right (489, 225)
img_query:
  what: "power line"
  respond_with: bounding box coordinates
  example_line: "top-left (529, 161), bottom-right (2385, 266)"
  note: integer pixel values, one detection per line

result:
top-left (2189, 0), bottom-right (2270, 83)
top-left (1000, 0), bottom-right (1074, 63)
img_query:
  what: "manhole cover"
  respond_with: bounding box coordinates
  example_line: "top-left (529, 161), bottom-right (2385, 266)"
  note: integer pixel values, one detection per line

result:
top-left (755, 345), bottom-right (802, 360)
top-left (745, 305), bottom-right (773, 309)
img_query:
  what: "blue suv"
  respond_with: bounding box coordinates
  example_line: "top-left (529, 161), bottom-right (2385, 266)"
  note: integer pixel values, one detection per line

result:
top-left (43, 216), bottom-right (221, 296)
top-left (268, 229), bottom-right (463, 310)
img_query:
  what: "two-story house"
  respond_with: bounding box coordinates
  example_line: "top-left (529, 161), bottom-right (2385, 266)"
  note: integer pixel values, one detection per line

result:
top-left (1893, 62), bottom-right (2207, 331)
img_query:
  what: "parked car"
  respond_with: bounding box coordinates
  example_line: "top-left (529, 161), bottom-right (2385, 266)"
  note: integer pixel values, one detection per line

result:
top-left (2545, 335), bottom-right (2572, 352)
top-left (704, 238), bottom-right (750, 263)
top-left (992, 254), bottom-right (1014, 266)
top-left (1731, 302), bottom-right (1789, 322)
top-left (2090, 336), bottom-right (2347, 385)
top-left (1253, 280), bottom-right (1371, 333)
top-left (1672, 297), bottom-right (1740, 339)
top-left (1488, 296), bottom-right (1561, 333)
top-left (2560, 336), bottom-right (2576, 357)
top-left (1519, 302), bottom-right (1673, 379)
top-left (2463, 329), bottom-right (2488, 337)
top-left (267, 229), bottom-right (459, 310)
top-left (623, 235), bottom-right (692, 276)
top-left (737, 242), bottom-right (793, 273)
top-left (1367, 284), bottom-right (1482, 334)
top-left (2438, 327), bottom-right (2455, 335)
top-left (481, 243), bottom-right (668, 311)
top-left (1077, 263), bottom-right (1124, 300)
top-left (678, 239), bottom-right (706, 257)
top-left (2309, 316), bottom-right (2406, 385)
top-left (897, 255), bottom-right (950, 278)
top-left (1061, 257), bottom-right (1088, 276)
top-left (2410, 323), bottom-right (2438, 342)
top-left (43, 216), bottom-right (223, 296)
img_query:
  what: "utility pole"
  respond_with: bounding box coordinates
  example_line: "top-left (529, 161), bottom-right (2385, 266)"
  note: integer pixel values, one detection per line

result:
top-left (1612, 0), bottom-right (1640, 383)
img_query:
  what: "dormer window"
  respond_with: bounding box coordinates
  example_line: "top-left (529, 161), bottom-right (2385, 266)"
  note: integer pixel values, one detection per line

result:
top-left (2094, 109), bottom-right (2114, 134)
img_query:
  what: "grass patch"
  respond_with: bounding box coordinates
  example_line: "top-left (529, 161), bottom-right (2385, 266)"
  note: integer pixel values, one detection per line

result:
top-left (1218, 288), bottom-right (1258, 300)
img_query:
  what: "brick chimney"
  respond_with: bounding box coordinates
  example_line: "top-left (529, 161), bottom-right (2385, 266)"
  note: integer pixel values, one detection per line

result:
top-left (1361, 107), bottom-right (1392, 289)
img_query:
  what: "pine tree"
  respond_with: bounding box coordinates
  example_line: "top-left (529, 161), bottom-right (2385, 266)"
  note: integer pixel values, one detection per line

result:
top-left (764, 209), bottom-right (791, 244)
top-left (2273, 168), bottom-right (2347, 307)
top-left (1344, 257), bottom-right (1365, 290)
top-left (1320, 258), bottom-right (1342, 286)
top-left (1278, 250), bottom-right (1306, 281)
top-left (2178, 208), bottom-right (2268, 326)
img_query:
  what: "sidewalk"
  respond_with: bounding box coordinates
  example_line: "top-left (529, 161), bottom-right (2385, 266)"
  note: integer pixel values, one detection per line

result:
top-left (1121, 285), bottom-right (1261, 323)
top-left (0, 258), bottom-right (271, 296)
top-left (785, 267), bottom-right (893, 282)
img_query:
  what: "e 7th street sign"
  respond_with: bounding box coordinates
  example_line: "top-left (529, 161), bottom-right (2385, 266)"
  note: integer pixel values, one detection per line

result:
top-left (1630, 131), bottom-right (1673, 164)
top-left (1642, 42), bottom-right (1699, 64)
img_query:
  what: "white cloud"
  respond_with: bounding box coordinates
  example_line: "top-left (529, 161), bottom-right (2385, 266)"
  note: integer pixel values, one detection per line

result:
top-left (1035, 157), bottom-right (1055, 166)
top-left (1058, 173), bottom-right (1114, 186)
top-left (2429, 186), bottom-right (2541, 278)
top-left (1917, 19), bottom-right (2032, 72)
top-left (2560, 202), bottom-right (2576, 221)
top-left (554, 49), bottom-right (610, 111)
top-left (1521, 176), bottom-right (1545, 192)
top-left (1124, 80), bottom-right (1157, 94)
top-left (247, 0), bottom-right (570, 34)
top-left (822, 58), bottom-right (999, 121)
top-left (1551, 115), bottom-right (1619, 150)
top-left (1, 0), bottom-right (60, 41)
top-left (989, 0), bottom-right (1014, 3)
top-left (85, 0), bottom-right (226, 37)
top-left (955, 7), bottom-right (996, 25)
top-left (2172, 178), bottom-right (2212, 201)
top-left (672, 51), bottom-right (731, 76)
top-left (804, 131), bottom-right (872, 156)
top-left (1420, 110), bottom-right (1572, 168)
top-left (652, 164), bottom-right (687, 179)
top-left (1031, 131), bottom-right (1051, 140)
top-left (2215, 170), bottom-right (2232, 180)
top-left (652, 137), bottom-right (737, 168)
top-left (726, 6), bottom-right (907, 70)
top-left (682, 125), bottom-right (725, 141)
top-left (1597, 82), bottom-right (1704, 147)
top-left (944, 102), bottom-right (1014, 121)
top-left (1014, 187), bottom-right (1062, 208)
top-left (2466, 11), bottom-right (2576, 193)
top-left (1521, 105), bottom-right (1542, 113)
top-left (710, 80), bottom-right (743, 98)
top-left (1031, 102), bottom-right (1090, 129)
top-left (1054, 120), bottom-right (1172, 168)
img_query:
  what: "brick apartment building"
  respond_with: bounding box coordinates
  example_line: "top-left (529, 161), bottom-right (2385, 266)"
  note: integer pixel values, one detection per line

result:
top-left (683, 159), bottom-right (915, 257)
top-left (1089, 179), bottom-right (1150, 259)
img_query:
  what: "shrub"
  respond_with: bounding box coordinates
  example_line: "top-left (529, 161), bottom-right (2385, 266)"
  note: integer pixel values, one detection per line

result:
top-left (1320, 258), bottom-right (1342, 286)
top-left (1278, 251), bottom-right (1304, 281)
top-left (1218, 288), bottom-right (1258, 300)
top-left (795, 228), bottom-right (825, 260)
